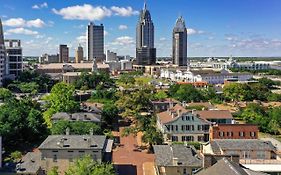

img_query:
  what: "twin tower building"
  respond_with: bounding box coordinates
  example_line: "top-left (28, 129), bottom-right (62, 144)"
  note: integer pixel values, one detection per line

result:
top-left (136, 2), bottom-right (188, 66)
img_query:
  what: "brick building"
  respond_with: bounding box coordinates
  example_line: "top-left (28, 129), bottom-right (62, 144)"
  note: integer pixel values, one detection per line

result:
top-left (210, 124), bottom-right (259, 140)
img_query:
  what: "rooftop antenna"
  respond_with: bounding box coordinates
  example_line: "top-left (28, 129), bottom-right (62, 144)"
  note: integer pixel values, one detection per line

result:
top-left (144, 0), bottom-right (147, 10)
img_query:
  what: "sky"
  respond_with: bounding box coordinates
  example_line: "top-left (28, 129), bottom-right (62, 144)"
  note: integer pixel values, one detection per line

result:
top-left (1, 0), bottom-right (281, 57)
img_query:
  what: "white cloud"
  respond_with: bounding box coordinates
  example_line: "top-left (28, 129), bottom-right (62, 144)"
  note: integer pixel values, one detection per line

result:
top-left (32, 2), bottom-right (48, 9)
top-left (111, 6), bottom-right (139, 16)
top-left (26, 19), bottom-right (46, 28)
top-left (3, 18), bottom-right (25, 27)
top-left (5, 28), bottom-right (39, 35)
top-left (118, 25), bottom-right (128, 30)
top-left (111, 36), bottom-right (134, 46)
top-left (159, 37), bottom-right (167, 41)
top-left (186, 28), bottom-right (205, 35)
top-left (104, 31), bottom-right (109, 36)
top-left (52, 4), bottom-right (112, 21)
top-left (77, 35), bottom-right (87, 43)
top-left (52, 4), bottom-right (138, 20)
top-left (3, 18), bottom-right (46, 28)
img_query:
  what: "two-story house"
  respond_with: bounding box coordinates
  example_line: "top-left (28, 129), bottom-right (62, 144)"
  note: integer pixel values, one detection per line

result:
top-left (154, 144), bottom-right (202, 175)
top-left (194, 110), bottom-right (233, 124)
top-left (16, 135), bottom-right (113, 175)
top-left (157, 104), bottom-right (211, 142)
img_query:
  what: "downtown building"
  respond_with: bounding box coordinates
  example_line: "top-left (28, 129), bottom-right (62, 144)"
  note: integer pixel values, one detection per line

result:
top-left (75, 44), bottom-right (83, 63)
top-left (59, 44), bottom-right (69, 63)
top-left (136, 3), bottom-right (156, 65)
top-left (87, 22), bottom-right (105, 62)
top-left (172, 16), bottom-right (188, 66)
top-left (4, 39), bottom-right (23, 78)
top-left (0, 18), bottom-right (5, 86)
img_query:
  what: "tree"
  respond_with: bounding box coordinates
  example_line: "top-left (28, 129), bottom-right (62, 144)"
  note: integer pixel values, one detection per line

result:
top-left (0, 97), bottom-right (48, 151)
top-left (65, 156), bottom-right (115, 175)
top-left (258, 77), bottom-right (276, 89)
top-left (47, 167), bottom-right (59, 175)
top-left (223, 83), bottom-right (248, 101)
top-left (0, 88), bottom-right (13, 101)
top-left (173, 84), bottom-right (205, 102)
top-left (101, 103), bottom-right (119, 127)
top-left (43, 83), bottom-right (79, 127)
top-left (18, 82), bottom-right (39, 94)
top-left (10, 151), bottom-right (22, 163)
top-left (154, 90), bottom-right (168, 101)
top-left (142, 127), bottom-right (163, 151)
top-left (51, 121), bottom-right (102, 135)
top-left (117, 74), bottom-right (135, 86)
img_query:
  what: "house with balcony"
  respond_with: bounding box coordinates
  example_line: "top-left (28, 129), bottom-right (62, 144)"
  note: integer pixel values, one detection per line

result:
top-left (156, 104), bottom-right (211, 142)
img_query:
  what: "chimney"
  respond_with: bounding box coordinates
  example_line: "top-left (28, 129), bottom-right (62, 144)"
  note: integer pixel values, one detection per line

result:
top-left (172, 157), bottom-right (179, 166)
top-left (192, 109), bottom-right (196, 114)
top-left (177, 109), bottom-right (181, 117)
top-left (66, 127), bottom-right (70, 135)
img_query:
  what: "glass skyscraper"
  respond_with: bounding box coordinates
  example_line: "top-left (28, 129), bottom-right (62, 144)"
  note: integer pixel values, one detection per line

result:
top-left (173, 16), bottom-right (188, 66)
top-left (136, 3), bottom-right (156, 65)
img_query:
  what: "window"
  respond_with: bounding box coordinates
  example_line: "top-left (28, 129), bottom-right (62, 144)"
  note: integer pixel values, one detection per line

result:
top-left (257, 151), bottom-right (266, 159)
top-left (182, 136), bottom-right (194, 141)
top-left (198, 125), bottom-right (201, 131)
top-left (53, 155), bottom-right (57, 162)
top-left (219, 132), bottom-right (224, 137)
top-left (239, 132), bottom-right (245, 137)
top-left (243, 151), bottom-right (250, 159)
top-left (250, 132), bottom-right (256, 137)
top-left (183, 168), bottom-right (187, 174)
top-left (79, 151), bottom-right (85, 153)
top-left (52, 150), bottom-right (58, 153)
top-left (172, 136), bottom-right (178, 141)
top-left (175, 125), bottom-right (178, 131)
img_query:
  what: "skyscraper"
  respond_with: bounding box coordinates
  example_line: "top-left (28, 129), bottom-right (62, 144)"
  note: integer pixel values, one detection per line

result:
top-left (59, 44), bottom-right (69, 63)
top-left (75, 44), bottom-right (83, 63)
top-left (136, 2), bottom-right (156, 65)
top-left (87, 22), bottom-right (105, 62)
top-left (172, 16), bottom-right (187, 66)
top-left (0, 18), bottom-right (5, 87)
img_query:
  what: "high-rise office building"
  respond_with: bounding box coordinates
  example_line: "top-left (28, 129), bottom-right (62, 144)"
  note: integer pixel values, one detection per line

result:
top-left (4, 39), bottom-right (23, 78)
top-left (75, 45), bottom-right (83, 63)
top-left (136, 2), bottom-right (156, 65)
top-left (59, 44), bottom-right (69, 63)
top-left (106, 50), bottom-right (117, 62)
top-left (172, 16), bottom-right (187, 66)
top-left (87, 22), bottom-right (105, 62)
top-left (0, 19), bottom-right (5, 87)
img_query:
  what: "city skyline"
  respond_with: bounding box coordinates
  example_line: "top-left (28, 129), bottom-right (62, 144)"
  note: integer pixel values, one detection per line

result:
top-left (1, 0), bottom-right (281, 57)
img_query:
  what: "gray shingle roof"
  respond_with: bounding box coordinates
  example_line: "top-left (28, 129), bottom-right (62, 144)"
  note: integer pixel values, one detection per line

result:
top-left (52, 112), bottom-right (101, 122)
top-left (16, 152), bottom-right (41, 174)
top-left (211, 139), bottom-right (276, 152)
top-left (39, 135), bottom-right (107, 150)
top-left (153, 144), bottom-right (202, 167)
top-left (195, 158), bottom-right (268, 175)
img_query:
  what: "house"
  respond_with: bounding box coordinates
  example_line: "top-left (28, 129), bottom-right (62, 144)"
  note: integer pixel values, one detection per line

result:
top-left (210, 124), bottom-right (259, 140)
top-left (16, 135), bottom-right (113, 175)
top-left (196, 157), bottom-right (268, 175)
top-left (194, 110), bottom-right (233, 124)
top-left (153, 144), bottom-right (202, 175)
top-left (157, 104), bottom-right (211, 142)
top-left (151, 98), bottom-right (178, 113)
top-left (51, 112), bottom-right (101, 123)
top-left (202, 139), bottom-right (277, 160)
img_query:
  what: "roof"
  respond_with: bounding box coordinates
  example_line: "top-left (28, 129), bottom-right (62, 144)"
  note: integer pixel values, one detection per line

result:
top-left (157, 104), bottom-right (189, 124)
top-left (187, 102), bottom-right (215, 109)
top-left (153, 144), bottom-right (202, 167)
top-left (194, 110), bottom-right (233, 120)
top-left (37, 63), bottom-right (109, 69)
top-left (210, 139), bottom-right (276, 152)
top-left (39, 135), bottom-right (107, 150)
top-left (196, 158), bottom-right (268, 175)
top-left (52, 112), bottom-right (101, 122)
top-left (16, 152), bottom-right (41, 174)
top-left (151, 98), bottom-right (178, 104)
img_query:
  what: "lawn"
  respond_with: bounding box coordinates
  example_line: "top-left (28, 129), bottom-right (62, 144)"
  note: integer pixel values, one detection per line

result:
top-left (259, 132), bottom-right (281, 142)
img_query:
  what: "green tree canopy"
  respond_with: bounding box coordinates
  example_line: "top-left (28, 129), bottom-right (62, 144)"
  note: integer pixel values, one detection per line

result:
top-left (65, 155), bottom-right (115, 175)
top-left (0, 88), bottom-right (13, 101)
top-left (51, 121), bottom-right (102, 135)
top-left (173, 84), bottom-right (205, 102)
top-left (43, 83), bottom-right (79, 127)
top-left (154, 90), bottom-right (168, 101)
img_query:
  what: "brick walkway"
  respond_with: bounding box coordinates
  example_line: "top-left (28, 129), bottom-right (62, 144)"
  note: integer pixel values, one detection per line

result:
top-left (112, 128), bottom-right (155, 175)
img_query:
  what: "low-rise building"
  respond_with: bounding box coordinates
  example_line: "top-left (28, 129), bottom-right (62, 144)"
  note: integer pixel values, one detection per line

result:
top-left (202, 139), bottom-right (277, 160)
top-left (16, 135), bottom-right (113, 175)
top-left (196, 157), bottom-right (268, 175)
top-left (62, 72), bottom-right (81, 84)
top-left (51, 112), bottom-right (101, 123)
top-left (194, 110), bottom-right (233, 124)
top-left (210, 124), bottom-right (259, 140)
top-left (160, 68), bottom-right (253, 84)
top-left (157, 104), bottom-right (210, 142)
top-left (151, 98), bottom-right (178, 113)
top-left (153, 144), bottom-right (202, 175)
